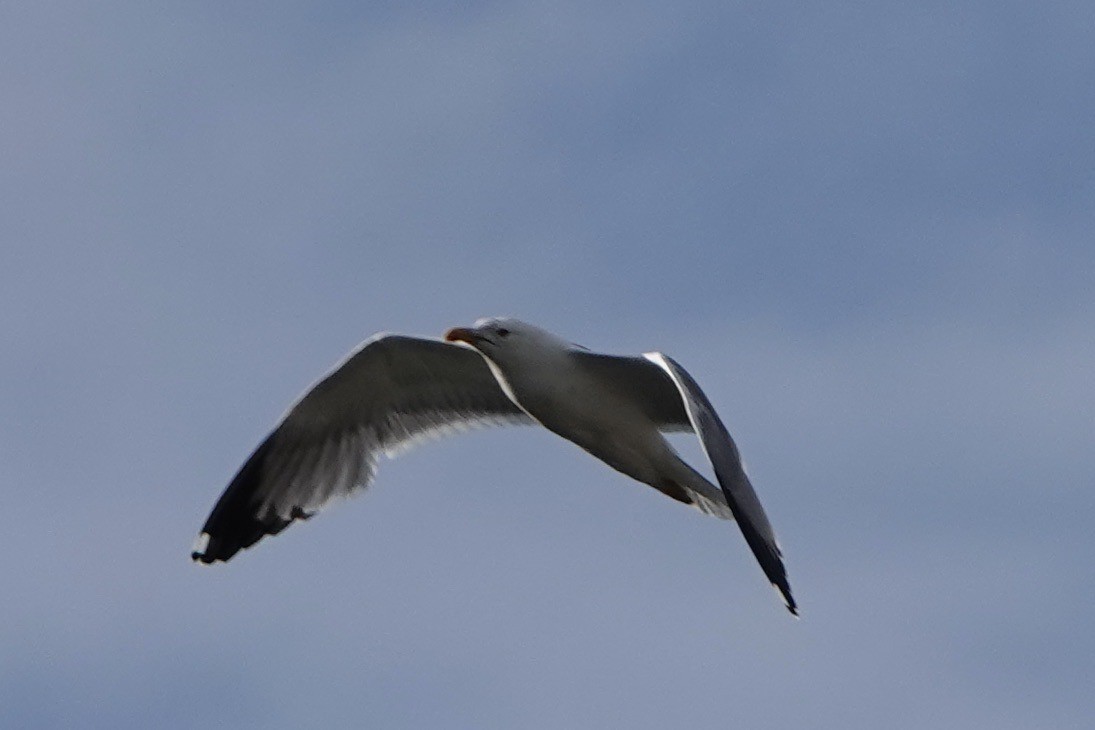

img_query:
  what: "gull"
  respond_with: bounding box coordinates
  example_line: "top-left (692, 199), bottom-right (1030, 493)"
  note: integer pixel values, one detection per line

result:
top-left (191, 318), bottom-right (797, 615)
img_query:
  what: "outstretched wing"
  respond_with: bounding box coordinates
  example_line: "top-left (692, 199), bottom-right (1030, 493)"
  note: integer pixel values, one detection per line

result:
top-left (643, 353), bottom-right (797, 616)
top-left (192, 334), bottom-right (533, 564)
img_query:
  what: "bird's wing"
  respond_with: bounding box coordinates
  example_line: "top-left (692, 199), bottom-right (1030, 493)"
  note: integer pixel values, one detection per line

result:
top-left (643, 353), bottom-right (797, 616)
top-left (192, 334), bottom-right (533, 564)
top-left (565, 351), bottom-right (691, 431)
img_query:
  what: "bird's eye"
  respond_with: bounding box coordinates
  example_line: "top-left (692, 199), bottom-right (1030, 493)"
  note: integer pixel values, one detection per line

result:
top-left (496, 328), bottom-right (510, 338)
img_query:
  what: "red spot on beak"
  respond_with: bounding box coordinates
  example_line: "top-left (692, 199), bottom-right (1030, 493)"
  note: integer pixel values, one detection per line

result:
top-left (444, 327), bottom-right (477, 344)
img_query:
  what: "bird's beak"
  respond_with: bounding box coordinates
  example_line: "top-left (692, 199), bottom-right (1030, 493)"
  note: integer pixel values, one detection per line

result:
top-left (444, 327), bottom-right (481, 346)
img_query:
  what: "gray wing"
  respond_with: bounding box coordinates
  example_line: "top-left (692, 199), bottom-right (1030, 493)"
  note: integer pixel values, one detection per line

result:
top-left (192, 334), bottom-right (533, 564)
top-left (566, 351), bottom-right (691, 431)
top-left (644, 352), bottom-right (797, 616)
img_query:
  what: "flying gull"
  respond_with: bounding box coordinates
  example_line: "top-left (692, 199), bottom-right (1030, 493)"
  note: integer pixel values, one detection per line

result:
top-left (191, 318), bottom-right (797, 615)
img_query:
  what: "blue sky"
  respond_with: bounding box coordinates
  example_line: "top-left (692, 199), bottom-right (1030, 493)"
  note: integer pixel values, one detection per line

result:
top-left (2, 2), bottom-right (1093, 728)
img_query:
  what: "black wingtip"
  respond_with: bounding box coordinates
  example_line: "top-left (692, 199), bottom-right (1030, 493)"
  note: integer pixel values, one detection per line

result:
top-left (190, 509), bottom-right (298, 564)
top-left (745, 538), bottom-right (797, 615)
top-left (731, 496), bottom-right (798, 617)
top-left (190, 551), bottom-right (221, 565)
top-left (191, 434), bottom-right (306, 565)
top-left (782, 588), bottom-right (799, 617)
top-left (713, 467), bottom-right (798, 617)
top-left (768, 552), bottom-right (797, 617)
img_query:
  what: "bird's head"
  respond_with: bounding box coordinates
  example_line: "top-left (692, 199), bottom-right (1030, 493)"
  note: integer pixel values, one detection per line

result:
top-left (444, 318), bottom-right (573, 369)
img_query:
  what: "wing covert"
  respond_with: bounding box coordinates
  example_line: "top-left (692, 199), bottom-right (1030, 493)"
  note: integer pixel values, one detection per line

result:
top-left (567, 351), bottom-right (691, 431)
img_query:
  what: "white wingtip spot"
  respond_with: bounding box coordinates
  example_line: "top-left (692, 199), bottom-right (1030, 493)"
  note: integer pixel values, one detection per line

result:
top-left (191, 532), bottom-right (210, 561)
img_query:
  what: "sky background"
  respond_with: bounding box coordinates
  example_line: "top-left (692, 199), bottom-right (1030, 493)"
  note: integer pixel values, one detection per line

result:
top-left (3, 2), bottom-right (1094, 728)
